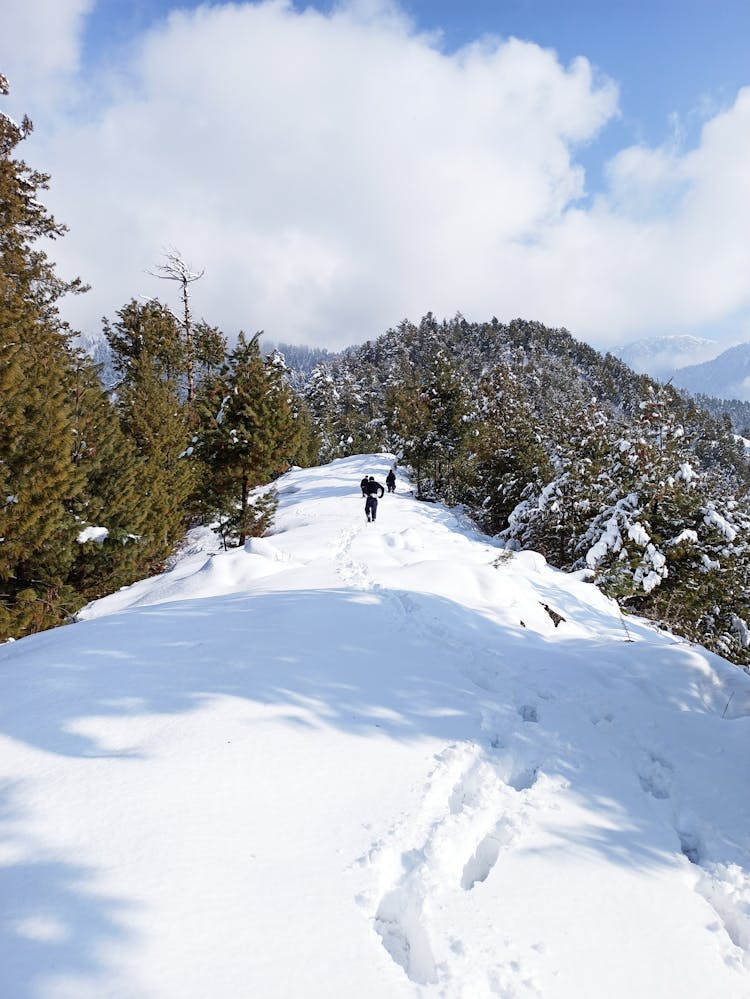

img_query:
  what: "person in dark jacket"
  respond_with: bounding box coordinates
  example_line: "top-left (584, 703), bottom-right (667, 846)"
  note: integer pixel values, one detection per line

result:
top-left (360, 476), bottom-right (369, 497)
top-left (386, 469), bottom-right (396, 493)
top-left (363, 475), bottom-right (384, 522)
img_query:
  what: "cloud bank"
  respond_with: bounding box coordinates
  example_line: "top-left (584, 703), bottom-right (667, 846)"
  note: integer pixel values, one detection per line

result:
top-left (4, 0), bottom-right (750, 349)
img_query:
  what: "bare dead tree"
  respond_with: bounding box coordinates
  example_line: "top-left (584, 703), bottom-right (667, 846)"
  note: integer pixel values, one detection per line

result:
top-left (150, 249), bottom-right (204, 404)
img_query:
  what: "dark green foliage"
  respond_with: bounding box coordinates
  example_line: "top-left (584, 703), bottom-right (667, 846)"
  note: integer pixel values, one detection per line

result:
top-left (387, 350), bottom-right (470, 501)
top-left (195, 334), bottom-right (301, 546)
top-left (103, 298), bottom-right (184, 386)
top-left (116, 354), bottom-right (195, 567)
top-left (0, 78), bottom-right (88, 636)
top-left (462, 365), bottom-right (551, 534)
top-left (66, 354), bottom-right (149, 597)
top-left (104, 297), bottom-right (197, 569)
top-left (193, 321), bottom-right (228, 389)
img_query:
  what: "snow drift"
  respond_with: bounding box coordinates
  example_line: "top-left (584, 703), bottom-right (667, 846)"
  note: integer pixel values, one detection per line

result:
top-left (1, 454), bottom-right (748, 998)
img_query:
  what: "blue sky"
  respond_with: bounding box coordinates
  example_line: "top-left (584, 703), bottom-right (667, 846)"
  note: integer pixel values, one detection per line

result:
top-left (2, 0), bottom-right (750, 353)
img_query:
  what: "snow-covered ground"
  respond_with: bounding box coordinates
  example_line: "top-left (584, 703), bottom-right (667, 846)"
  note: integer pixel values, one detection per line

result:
top-left (1, 454), bottom-right (749, 999)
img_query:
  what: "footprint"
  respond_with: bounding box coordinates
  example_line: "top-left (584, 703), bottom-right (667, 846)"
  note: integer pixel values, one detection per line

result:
top-left (367, 744), bottom-right (547, 986)
top-left (508, 765), bottom-right (539, 792)
top-left (519, 704), bottom-right (538, 723)
top-left (677, 829), bottom-right (702, 865)
top-left (461, 830), bottom-right (503, 890)
top-left (374, 886), bottom-right (438, 985)
top-left (637, 750), bottom-right (673, 800)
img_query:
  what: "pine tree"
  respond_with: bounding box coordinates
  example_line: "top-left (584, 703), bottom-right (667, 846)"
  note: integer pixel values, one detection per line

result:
top-left (66, 354), bottom-right (149, 597)
top-left (195, 334), bottom-right (302, 546)
top-left (105, 298), bottom-right (196, 569)
top-left (502, 401), bottom-right (620, 565)
top-left (103, 298), bottom-right (184, 387)
top-left (266, 351), bottom-right (320, 468)
top-left (463, 364), bottom-right (551, 534)
top-left (304, 363), bottom-right (341, 462)
top-left (386, 350), bottom-right (469, 500)
top-left (149, 250), bottom-right (204, 404)
top-left (0, 77), bottom-right (88, 637)
top-left (386, 370), bottom-right (433, 497)
top-left (117, 354), bottom-right (195, 568)
top-left (581, 386), bottom-right (740, 626)
top-left (193, 320), bottom-right (228, 391)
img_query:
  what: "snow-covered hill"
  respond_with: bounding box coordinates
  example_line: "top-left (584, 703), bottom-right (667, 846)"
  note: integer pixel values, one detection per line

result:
top-left (1, 455), bottom-right (749, 998)
top-left (74, 330), bottom-right (117, 390)
top-left (672, 342), bottom-right (750, 401)
top-left (613, 335), bottom-right (721, 379)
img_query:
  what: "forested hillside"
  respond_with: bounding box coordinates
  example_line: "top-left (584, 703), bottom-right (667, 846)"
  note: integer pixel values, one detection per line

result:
top-left (296, 314), bottom-right (750, 666)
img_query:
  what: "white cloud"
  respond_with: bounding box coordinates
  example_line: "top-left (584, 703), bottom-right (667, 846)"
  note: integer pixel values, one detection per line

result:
top-left (0, 0), bottom-right (94, 113)
top-left (514, 86), bottom-right (750, 341)
top-left (9, 0), bottom-right (750, 350)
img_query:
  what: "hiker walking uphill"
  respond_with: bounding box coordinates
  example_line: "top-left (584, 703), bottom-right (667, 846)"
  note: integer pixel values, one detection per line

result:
top-left (386, 469), bottom-right (396, 493)
top-left (363, 476), bottom-right (384, 522)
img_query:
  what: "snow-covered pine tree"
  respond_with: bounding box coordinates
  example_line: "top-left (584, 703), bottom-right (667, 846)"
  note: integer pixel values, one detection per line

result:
top-left (304, 362), bottom-right (341, 462)
top-left (503, 401), bottom-right (622, 566)
top-left (385, 349), bottom-right (469, 501)
top-left (462, 363), bottom-right (551, 534)
top-left (578, 384), bottom-right (750, 659)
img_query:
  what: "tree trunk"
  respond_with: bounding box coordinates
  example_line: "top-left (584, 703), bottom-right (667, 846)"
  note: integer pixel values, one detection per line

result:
top-left (238, 475), bottom-right (249, 546)
top-left (181, 276), bottom-right (195, 405)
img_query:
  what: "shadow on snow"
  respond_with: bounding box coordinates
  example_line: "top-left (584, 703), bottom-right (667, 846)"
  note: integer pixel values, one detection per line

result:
top-left (0, 584), bottom-right (747, 990)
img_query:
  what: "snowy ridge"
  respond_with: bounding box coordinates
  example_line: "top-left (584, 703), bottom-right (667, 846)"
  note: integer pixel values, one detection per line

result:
top-left (613, 335), bottom-right (721, 379)
top-left (1, 454), bottom-right (749, 998)
top-left (672, 342), bottom-right (750, 401)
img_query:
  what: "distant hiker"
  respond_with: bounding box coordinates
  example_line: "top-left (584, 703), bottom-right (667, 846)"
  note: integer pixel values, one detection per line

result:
top-left (360, 476), bottom-right (369, 497)
top-left (386, 469), bottom-right (396, 493)
top-left (364, 475), bottom-right (385, 522)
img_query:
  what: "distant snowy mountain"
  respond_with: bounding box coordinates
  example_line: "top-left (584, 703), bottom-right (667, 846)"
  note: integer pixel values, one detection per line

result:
top-left (613, 335), bottom-right (721, 379)
top-left (1, 454), bottom-right (748, 998)
top-left (672, 342), bottom-right (750, 401)
top-left (74, 329), bottom-right (117, 389)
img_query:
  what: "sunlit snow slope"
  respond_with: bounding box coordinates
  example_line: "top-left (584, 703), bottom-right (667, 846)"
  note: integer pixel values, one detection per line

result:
top-left (1, 454), bottom-right (749, 999)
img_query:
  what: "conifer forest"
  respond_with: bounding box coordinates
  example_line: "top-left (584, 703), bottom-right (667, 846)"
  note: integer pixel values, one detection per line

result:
top-left (3, 78), bottom-right (750, 668)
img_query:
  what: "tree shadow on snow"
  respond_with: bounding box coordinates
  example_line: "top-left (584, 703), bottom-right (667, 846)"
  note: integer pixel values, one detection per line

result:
top-left (0, 784), bottom-right (138, 999)
top-left (0, 583), bottom-right (746, 973)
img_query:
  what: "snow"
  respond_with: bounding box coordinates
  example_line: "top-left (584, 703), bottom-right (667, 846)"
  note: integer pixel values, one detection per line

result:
top-left (704, 507), bottom-right (738, 542)
top-left (1, 453), bottom-right (749, 998)
top-left (670, 529), bottom-right (699, 546)
top-left (627, 521), bottom-right (650, 546)
top-left (677, 460), bottom-right (695, 482)
top-left (585, 527), bottom-right (618, 567)
top-left (76, 526), bottom-right (109, 544)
